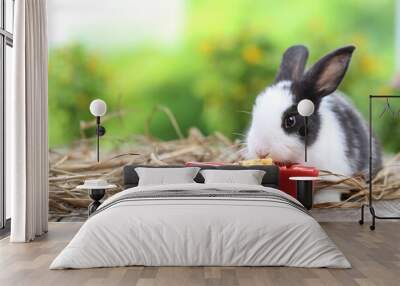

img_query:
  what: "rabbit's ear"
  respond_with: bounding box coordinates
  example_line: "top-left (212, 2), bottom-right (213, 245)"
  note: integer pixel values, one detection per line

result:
top-left (301, 46), bottom-right (355, 99)
top-left (275, 45), bottom-right (309, 83)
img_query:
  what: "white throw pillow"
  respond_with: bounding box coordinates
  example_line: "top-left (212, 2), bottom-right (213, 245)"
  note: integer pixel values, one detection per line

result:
top-left (200, 169), bottom-right (266, 185)
top-left (135, 167), bottom-right (200, 186)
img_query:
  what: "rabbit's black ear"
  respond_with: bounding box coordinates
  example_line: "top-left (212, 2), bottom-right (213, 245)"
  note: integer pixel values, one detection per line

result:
top-left (301, 46), bottom-right (355, 99)
top-left (275, 45), bottom-right (309, 83)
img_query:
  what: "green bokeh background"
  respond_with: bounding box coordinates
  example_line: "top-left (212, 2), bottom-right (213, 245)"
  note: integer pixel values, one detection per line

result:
top-left (49, 0), bottom-right (398, 152)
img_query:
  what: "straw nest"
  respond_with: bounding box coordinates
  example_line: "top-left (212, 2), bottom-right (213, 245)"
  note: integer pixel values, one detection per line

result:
top-left (49, 107), bottom-right (400, 221)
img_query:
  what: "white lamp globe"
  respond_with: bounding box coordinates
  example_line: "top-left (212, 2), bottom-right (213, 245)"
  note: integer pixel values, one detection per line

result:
top-left (89, 99), bottom-right (107, 117)
top-left (297, 99), bottom-right (315, 117)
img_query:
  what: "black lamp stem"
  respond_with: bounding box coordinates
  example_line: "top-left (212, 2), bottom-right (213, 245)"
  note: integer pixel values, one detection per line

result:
top-left (304, 116), bottom-right (308, 162)
top-left (96, 116), bottom-right (100, 163)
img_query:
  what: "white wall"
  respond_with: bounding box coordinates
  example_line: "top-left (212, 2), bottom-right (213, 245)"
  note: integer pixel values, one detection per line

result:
top-left (47, 0), bottom-right (185, 50)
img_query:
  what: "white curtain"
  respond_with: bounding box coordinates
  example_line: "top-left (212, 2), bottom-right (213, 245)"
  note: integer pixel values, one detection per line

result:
top-left (6, 0), bottom-right (49, 242)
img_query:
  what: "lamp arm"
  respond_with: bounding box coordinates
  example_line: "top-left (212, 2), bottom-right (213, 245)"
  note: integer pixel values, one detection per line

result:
top-left (304, 116), bottom-right (308, 162)
top-left (96, 117), bottom-right (100, 162)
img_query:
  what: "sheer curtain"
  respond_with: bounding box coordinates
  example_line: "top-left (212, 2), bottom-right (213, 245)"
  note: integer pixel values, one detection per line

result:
top-left (6, 0), bottom-right (48, 242)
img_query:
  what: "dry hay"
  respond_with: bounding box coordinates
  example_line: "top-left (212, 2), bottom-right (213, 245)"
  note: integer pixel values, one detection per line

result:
top-left (315, 154), bottom-right (400, 209)
top-left (49, 107), bottom-right (400, 220)
top-left (49, 127), bottom-right (244, 220)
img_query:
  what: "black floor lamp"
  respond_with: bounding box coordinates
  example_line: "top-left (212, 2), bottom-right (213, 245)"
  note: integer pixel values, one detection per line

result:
top-left (79, 99), bottom-right (110, 216)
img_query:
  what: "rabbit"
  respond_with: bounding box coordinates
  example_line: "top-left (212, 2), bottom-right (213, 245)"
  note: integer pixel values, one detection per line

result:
top-left (245, 45), bottom-right (382, 202)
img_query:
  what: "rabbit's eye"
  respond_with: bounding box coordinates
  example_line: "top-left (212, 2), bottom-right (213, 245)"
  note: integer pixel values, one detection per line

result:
top-left (284, 115), bottom-right (296, 129)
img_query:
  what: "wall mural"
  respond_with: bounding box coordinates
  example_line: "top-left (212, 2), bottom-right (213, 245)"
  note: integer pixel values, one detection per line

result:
top-left (47, 0), bottom-right (400, 222)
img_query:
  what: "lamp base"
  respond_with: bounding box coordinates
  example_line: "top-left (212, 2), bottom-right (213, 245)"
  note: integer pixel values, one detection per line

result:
top-left (88, 189), bottom-right (105, 215)
top-left (296, 180), bottom-right (313, 210)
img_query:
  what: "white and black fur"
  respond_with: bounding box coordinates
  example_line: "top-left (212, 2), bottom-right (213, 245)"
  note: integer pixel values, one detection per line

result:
top-left (246, 45), bottom-right (382, 197)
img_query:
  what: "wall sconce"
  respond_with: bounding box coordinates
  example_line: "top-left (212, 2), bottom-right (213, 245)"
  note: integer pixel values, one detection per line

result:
top-left (297, 99), bottom-right (315, 162)
top-left (89, 99), bottom-right (107, 162)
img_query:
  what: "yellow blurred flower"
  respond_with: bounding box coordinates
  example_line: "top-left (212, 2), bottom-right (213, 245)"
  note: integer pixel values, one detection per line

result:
top-left (88, 56), bottom-right (98, 73)
top-left (200, 41), bottom-right (213, 55)
top-left (242, 44), bottom-right (263, 64)
top-left (360, 54), bottom-right (377, 73)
